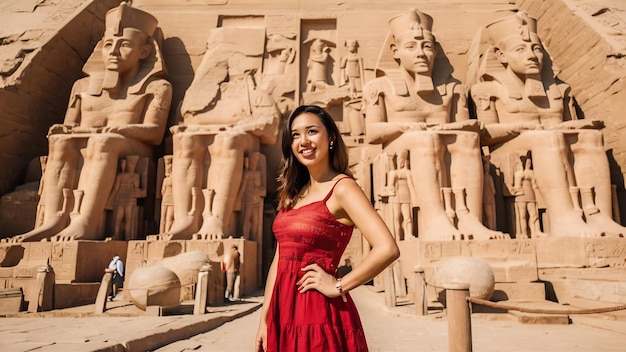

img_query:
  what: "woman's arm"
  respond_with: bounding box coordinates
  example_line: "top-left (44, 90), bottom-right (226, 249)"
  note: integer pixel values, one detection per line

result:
top-left (332, 178), bottom-right (400, 292)
top-left (255, 244), bottom-right (279, 352)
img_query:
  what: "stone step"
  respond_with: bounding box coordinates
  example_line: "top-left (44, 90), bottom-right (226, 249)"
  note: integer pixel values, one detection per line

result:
top-left (492, 282), bottom-right (546, 301)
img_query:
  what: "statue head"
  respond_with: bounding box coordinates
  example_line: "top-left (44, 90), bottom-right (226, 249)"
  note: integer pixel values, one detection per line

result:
top-left (389, 8), bottom-right (436, 76)
top-left (486, 12), bottom-right (544, 77)
top-left (397, 150), bottom-right (409, 169)
top-left (520, 151), bottom-right (532, 169)
top-left (102, 3), bottom-right (157, 75)
top-left (163, 155), bottom-right (173, 175)
top-left (83, 2), bottom-right (164, 95)
top-left (126, 155), bottom-right (140, 173)
top-left (345, 39), bottom-right (359, 53)
top-left (266, 33), bottom-right (296, 65)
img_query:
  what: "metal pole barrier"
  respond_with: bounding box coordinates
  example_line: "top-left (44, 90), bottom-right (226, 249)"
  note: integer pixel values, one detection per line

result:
top-left (444, 283), bottom-right (472, 352)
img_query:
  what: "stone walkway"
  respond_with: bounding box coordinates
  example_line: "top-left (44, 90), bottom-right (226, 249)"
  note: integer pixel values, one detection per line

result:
top-left (154, 286), bottom-right (626, 352)
top-left (1, 286), bottom-right (625, 351)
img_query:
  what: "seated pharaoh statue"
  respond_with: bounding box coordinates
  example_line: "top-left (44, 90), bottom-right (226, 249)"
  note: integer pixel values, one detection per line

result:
top-left (469, 11), bottom-right (623, 237)
top-left (364, 8), bottom-right (507, 241)
top-left (7, 2), bottom-right (172, 242)
top-left (163, 26), bottom-right (280, 240)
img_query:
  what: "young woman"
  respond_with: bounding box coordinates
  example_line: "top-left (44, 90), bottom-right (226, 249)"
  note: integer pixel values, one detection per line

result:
top-left (255, 105), bottom-right (400, 351)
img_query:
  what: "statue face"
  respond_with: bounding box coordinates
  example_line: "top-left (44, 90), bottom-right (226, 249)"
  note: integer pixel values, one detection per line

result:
top-left (393, 35), bottom-right (435, 75)
top-left (498, 40), bottom-right (544, 76)
top-left (102, 28), bottom-right (150, 74)
top-left (346, 40), bottom-right (357, 53)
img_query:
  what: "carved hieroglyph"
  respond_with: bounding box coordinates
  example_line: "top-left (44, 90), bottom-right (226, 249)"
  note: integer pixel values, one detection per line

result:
top-left (364, 8), bottom-right (508, 241)
top-left (469, 11), bottom-right (625, 238)
top-left (162, 26), bottom-right (280, 240)
top-left (5, 2), bottom-right (172, 242)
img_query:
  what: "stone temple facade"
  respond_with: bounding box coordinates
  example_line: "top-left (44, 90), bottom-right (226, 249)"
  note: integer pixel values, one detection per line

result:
top-left (0, 0), bottom-right (624, 313)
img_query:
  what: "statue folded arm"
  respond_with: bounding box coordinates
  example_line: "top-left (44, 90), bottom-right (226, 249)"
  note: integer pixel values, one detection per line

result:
top-left (363, 80), bottom-right (426, 144)
top-left (472, 81), bottom-right (540, 146)
top-left (100, 80), bottom-right (172, 145)
top-left (49, 79), bottom-right (172, 146)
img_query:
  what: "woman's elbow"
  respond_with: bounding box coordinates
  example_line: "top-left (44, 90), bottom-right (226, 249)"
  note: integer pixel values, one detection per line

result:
top-left (383, 241), bottom-right (400, 262)
top-left (391, 245), bottom-right (400, 261)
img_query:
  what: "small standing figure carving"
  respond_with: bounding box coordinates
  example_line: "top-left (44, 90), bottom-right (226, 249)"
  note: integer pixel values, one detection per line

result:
top-left (108, 156), bottom-right (144, 240)
top-left (512, 153), bottom-right (542, 238)
top-left (235, 153), bottom-right (266, 240)
top-left (159, 155), bottom-right (174, 234)
top-left (340, 39), bottom-right (365, 99)
top-left (305, 38), bottom-right (333, 92)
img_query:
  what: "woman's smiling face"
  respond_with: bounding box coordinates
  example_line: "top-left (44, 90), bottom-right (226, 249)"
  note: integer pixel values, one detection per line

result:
top-left (290, 112), bottom-right (332, 168)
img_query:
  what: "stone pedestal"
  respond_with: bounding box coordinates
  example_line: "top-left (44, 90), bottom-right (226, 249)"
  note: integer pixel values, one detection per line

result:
top-left (0, 288), bottom-right (23, 314)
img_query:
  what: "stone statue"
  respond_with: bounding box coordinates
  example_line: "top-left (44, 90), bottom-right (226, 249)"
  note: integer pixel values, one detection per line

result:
top-left (364, 8), bottom-right (507, 241)
top-left (305, 38), bottom-right (333, 92)
top-left (341, 39), bottom-right (366, 136)
top-left (481, 155), bottom-right (497, 231)
top-left (164, 26), bottom-right (280, 239)
top-left (107, 156), bottom-right (145, 240)
top-left (511, 152), bottom-right (542, 238)
top-left (9, 2), bottom-right (171, 242)
top-left (262, 33), bottom-right (297, 116)
top-left (382, 151), bottom-right (414, 241)
top-left (235, 153), bottom-right (266, 240)
top-left (159, 155), bottom-right (175, 234)
top-left (340, 39), bottom-right (365, 99)
top-left (469, 11), bottom-right (623, 237)
top-left (34, 156), bottom-right (48, 229)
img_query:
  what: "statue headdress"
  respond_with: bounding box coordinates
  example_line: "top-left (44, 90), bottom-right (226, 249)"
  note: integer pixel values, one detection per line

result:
top-left (474, 11), bottom-right (560, 100)
top-left (82, 2), bottom-right (165, 96)
top-left (374, 8), bottom-right (454, 96)
top-left (485, 11), bottom-right (539, 51)
top-left (388, 9), bottom-right (434, 43)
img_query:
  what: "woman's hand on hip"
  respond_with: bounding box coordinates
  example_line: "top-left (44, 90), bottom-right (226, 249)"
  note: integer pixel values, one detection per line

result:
top-left (297, 263), bottom-right (340, 298)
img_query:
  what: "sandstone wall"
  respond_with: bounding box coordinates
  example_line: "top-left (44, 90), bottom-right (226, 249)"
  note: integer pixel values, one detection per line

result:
top-left (517, 0), bottom-right (626, 218)
top-left (1, 0), bottom-right (626, 235)
top-left (0, 0), bottom-right (123, 195)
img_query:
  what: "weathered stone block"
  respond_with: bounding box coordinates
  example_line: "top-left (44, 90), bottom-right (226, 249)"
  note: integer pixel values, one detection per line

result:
top-left (535, 237), bottom-right (626, 268)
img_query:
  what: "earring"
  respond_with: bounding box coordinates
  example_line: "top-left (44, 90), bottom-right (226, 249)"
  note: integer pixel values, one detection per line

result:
top-left (330, 141), bottom-right (335, 150)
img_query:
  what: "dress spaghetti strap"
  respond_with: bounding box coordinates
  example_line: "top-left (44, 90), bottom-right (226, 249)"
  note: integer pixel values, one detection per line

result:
top-left (323, 176), bottom-right (352, 202)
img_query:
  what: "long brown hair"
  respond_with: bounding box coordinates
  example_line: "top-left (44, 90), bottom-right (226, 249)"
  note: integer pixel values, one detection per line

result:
top-left (276, 105), bottom-right (352, 210)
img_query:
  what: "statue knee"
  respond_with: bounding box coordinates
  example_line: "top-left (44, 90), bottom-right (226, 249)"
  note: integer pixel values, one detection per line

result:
top-left (48, 137), bottom-right (80, 162)
top-left (578, 130), bottom-right (604, 148)
top-left (88, 134), bottom-right (124, 154)
top-left (457, 132), bottom-right (480, 148)
top-left (176, 134), bottom-right (206, 159)
top-left (409, 132), bottom-right (438, 154)
top-left (216, 132), bottom-right (253, 150)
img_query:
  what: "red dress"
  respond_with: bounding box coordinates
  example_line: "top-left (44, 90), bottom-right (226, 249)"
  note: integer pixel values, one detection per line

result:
top-left (266, 177), bottom-right (369, 351)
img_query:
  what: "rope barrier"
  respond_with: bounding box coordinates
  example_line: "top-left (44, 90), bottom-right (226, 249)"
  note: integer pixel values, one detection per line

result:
top-left (467, 297), bottom-right (626, 315)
